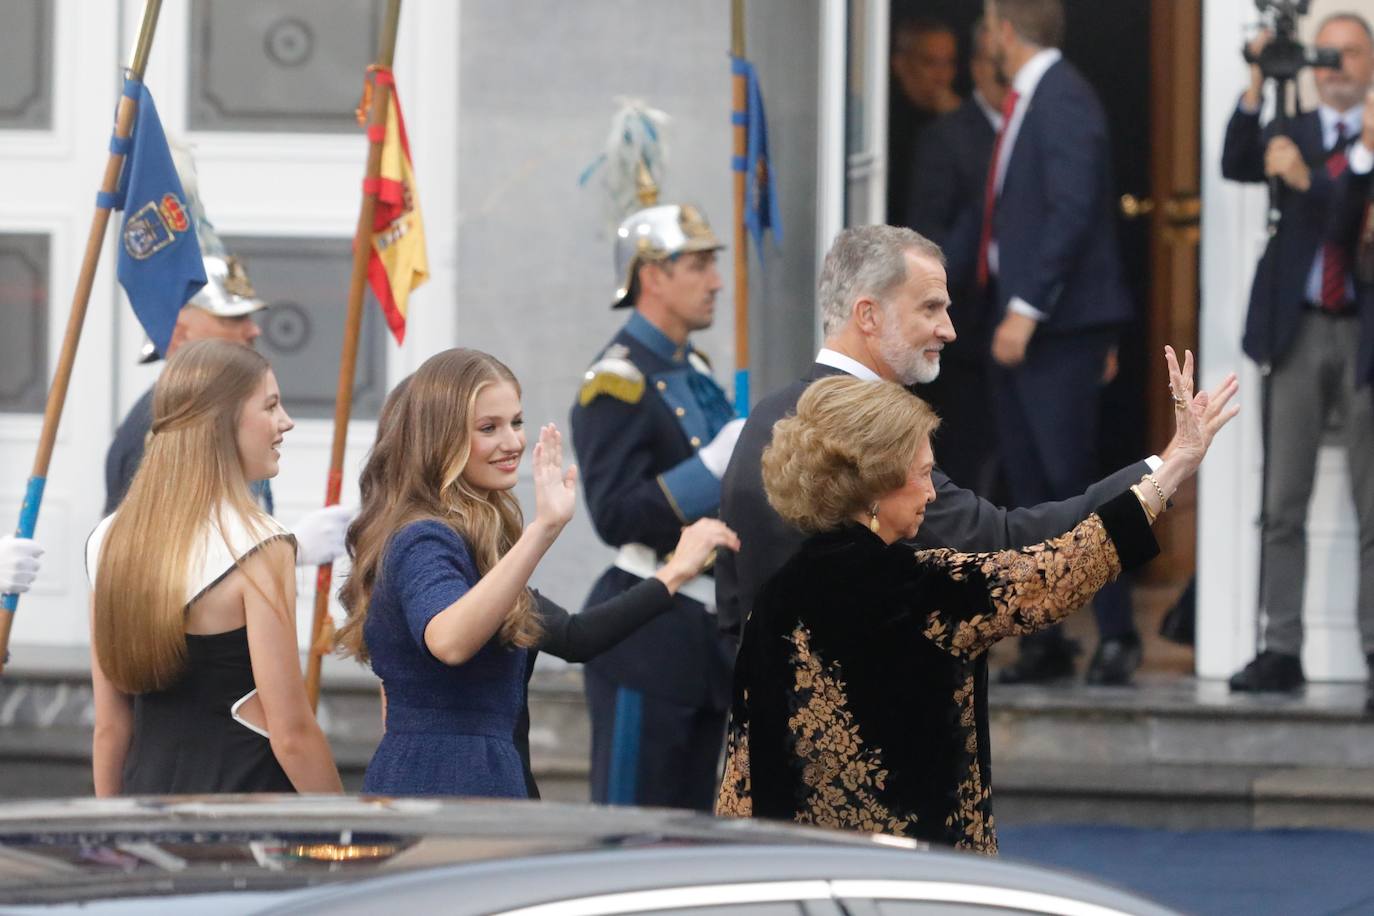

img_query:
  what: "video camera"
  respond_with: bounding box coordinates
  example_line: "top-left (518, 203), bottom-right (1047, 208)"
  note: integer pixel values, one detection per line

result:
top-left (1242, 0), bottom-right (1341, 82)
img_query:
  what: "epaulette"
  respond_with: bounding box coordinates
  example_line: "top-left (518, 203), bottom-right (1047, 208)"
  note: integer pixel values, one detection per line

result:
top-left (579, 349), bottom-right (645, 406)
top-left (688, 349), bottom-right (712, 375)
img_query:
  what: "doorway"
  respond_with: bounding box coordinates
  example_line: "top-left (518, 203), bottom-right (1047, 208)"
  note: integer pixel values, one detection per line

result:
top-left (886, 0), bottom-right (1201, 587)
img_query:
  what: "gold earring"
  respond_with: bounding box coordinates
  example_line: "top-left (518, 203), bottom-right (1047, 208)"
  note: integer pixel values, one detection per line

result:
top-left (869, 503), bottom-right (881, 534)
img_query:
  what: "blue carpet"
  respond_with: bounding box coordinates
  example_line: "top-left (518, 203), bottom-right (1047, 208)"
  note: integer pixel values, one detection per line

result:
top-left (999, 825), bottom-right (1374, 916)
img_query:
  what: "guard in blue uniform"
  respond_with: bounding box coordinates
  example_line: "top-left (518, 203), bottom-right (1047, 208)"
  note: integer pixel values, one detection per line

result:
top-left (571, 203), bottom-right (745, 810)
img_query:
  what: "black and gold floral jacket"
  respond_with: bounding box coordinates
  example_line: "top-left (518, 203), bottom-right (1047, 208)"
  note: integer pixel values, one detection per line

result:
top-left (716, 491), bottom-right (1157, 854)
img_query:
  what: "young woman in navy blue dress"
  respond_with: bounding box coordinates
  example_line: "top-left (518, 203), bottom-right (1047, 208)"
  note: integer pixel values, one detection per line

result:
top-left (338, 349), bottom-right (736, 798)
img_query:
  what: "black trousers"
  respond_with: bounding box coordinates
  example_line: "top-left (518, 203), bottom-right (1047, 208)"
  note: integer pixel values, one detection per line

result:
top-left (585, 666), bottom-right (726, 811)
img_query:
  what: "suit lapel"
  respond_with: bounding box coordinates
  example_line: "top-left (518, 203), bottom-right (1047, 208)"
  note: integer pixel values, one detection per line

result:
top-left (1297, 111), bottom-right (1325, 161)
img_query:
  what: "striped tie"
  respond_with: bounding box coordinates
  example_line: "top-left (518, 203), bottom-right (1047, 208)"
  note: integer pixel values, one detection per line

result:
top-left (1321, 123), bottom-right (1351, 313)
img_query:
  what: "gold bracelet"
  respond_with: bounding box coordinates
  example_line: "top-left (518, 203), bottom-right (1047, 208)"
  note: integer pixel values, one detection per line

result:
top-left (1130, 485), bottom-right (1159, 525)
top-left (1143, 473), bottom-right (1168, 509)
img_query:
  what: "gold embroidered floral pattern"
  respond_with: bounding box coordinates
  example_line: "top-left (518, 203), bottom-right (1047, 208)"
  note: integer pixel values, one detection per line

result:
top-left (920, 514), bottom-right (1121, 659)
top-left (945, 674), bottom-right (995, 854)
top-left (716, 695), bottom-right (752, 818)
top-left (784, 624), bottom-right (919, 837)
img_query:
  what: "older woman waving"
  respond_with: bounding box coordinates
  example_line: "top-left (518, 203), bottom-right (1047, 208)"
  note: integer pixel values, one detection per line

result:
top-left (717, 348), bottom-right (1237, 853)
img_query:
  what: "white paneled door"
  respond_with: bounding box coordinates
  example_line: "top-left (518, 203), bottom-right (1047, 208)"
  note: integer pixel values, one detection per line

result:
top-left (2, 0), bottom-right (456, 659)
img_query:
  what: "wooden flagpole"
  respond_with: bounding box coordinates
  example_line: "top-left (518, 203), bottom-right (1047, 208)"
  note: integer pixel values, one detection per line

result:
top-left (304, 0), bottom-right (403, 709)
top-left (731, 0), bottom-right (750, 415)
top-left (0, 0), bottom-right (164, 674)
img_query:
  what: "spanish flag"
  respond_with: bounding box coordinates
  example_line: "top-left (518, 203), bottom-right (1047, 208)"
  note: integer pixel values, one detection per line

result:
top-left (365, 69), bottom-right (428, 344)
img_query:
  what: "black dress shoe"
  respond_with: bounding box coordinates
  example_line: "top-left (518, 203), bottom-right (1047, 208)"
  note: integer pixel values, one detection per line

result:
top-left (1228, 650), bottom-right (1305, 693)
top-left (1085, 633), bottom-right (1143, 686)
top-left (998, 639), bottom-right (1079, 685)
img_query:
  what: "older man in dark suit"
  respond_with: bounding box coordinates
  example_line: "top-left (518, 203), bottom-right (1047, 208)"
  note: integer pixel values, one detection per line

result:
top-left (977, 0), bottom-right (1138, 684)
top-left (713, 226), bottom-right (1231, 646)
top-left (1223, 15), bottom-right (1374, 708)
top-left (908, 17), bottom-right (1007, 494)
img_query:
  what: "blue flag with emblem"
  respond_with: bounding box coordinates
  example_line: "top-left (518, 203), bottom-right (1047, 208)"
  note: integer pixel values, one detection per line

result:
top-left (106, 80), bottom-right (205, 357)
top-left (730, 56), bottom-right (782, 253)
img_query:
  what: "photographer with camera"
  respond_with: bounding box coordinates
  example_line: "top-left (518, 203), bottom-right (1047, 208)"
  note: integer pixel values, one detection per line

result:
top-left (1222, 12), bottom-right (1374, 712)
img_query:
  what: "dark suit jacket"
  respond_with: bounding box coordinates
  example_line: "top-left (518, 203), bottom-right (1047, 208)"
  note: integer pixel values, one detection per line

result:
top-left (713, 362), bottom-right (1153, 636)
top-left (1222, 106), bottom-right (1354, 367)
top-left (888, 95), bottom-right (939, 225)
top-left (993, 59), bottom-right (1131, 334)
top-left (909, 97), bottom-right (998, 353)
top-left (1331, 166), bottom-right (1374, 387)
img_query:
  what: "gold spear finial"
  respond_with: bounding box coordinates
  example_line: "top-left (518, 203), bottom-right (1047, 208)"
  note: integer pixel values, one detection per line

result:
top-left (635, 160), bottom-right (659, 207)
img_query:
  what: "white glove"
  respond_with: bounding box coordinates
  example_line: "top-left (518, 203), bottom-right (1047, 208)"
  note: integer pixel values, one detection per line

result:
top-left (290, 505), bottom-right (357, 567)
top-left (0, 536), bottom-right (43, 594)
top-left (698, 418), bottom-right (746, 479)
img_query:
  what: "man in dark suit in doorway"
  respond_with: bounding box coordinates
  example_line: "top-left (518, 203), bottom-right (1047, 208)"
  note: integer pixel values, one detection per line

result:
top-left (714, 226), bottom-right (1231, 645)
top-left (979, 0), bottom-right (1138, 685)
top-left (908, 16), bottom-right (1008, 495)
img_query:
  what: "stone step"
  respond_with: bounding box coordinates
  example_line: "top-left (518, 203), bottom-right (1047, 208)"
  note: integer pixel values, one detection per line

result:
top-left (995, 761), bottom-right (1374, 830)
top-left (7, 665), bottom-right (1372, 829)
top-left (989, 678), bottom-right (1374, 771)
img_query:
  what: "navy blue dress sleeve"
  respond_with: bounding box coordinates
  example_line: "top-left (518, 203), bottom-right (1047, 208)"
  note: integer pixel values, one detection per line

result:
top-left (387, 520), bottom-right (478, 654)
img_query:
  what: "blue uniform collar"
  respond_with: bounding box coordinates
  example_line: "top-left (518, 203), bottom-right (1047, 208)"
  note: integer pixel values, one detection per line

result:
top-left (625, 311), bottom-right (690, 364)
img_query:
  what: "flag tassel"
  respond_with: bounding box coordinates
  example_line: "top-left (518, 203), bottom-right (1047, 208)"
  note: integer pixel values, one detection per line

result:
top-left (0, 0), bottom-right (165, 673)
top-left (304, 0), bottom-right (404, 710)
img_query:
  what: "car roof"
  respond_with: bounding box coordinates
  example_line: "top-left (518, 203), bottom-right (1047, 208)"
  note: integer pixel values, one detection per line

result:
top-left (0, 797), bottom-right (1179, 915)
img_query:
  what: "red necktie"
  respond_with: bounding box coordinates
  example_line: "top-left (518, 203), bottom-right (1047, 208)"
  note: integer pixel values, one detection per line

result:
top-left (975, 89), bottom-right (1021, 292)
top-left (1321, 123), bottom-right (1350, 312)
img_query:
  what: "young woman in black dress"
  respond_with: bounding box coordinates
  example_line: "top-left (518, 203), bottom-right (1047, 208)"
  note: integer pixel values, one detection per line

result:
top-left (88, 340), bottom-right (342, 795)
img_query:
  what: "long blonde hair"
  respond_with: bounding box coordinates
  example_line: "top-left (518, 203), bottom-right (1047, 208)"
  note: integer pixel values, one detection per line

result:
top-left (337, 348), bottom-right (542, 662)
top-left (94, 340), bottom-right (279, 694)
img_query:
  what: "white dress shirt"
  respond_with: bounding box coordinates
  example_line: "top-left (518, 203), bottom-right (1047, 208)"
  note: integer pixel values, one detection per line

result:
top-left (814, 348), bottom-right (881, 381)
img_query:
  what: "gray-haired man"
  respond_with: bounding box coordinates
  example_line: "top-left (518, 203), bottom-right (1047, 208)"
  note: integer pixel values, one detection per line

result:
top-left (716, 226), bottom-right (1213, 663)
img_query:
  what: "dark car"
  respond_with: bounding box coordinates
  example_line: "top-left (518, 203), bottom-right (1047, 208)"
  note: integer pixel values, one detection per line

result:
top-left (0, 796), bottom-right (1179, 915)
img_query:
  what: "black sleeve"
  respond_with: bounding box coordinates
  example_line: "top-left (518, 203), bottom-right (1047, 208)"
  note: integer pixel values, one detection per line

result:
top-left (914, 460), bottom-right (1150, 552)
top-left (1221, 102), bottom-right (1267, 183)
top-left (534, 578), bottom-right (674, 663)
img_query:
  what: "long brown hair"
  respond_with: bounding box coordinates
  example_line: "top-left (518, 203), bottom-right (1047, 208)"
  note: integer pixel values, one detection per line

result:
top-left (337, 348), bottom-right (542, 661)
top-left (94, 340), bottom-right (279, 693)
